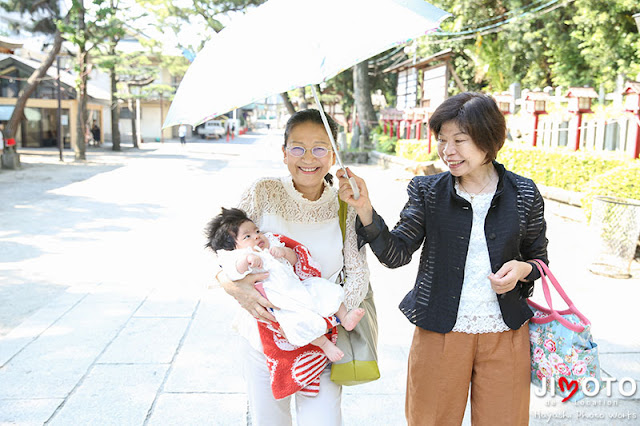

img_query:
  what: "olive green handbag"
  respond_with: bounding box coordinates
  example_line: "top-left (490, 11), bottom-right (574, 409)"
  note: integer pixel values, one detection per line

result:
top-left (330, 200), bottom-right (380, 386)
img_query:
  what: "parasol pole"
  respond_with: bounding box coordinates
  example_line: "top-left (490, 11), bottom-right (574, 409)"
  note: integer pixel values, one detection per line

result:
top-left (311, 85), bottom-right (360, 200)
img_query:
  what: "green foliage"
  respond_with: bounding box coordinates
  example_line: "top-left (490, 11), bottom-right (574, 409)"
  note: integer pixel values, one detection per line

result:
top-left (568, 0), bottom-right (640, 91)
top-left (390, 139), bottom-right (638, 220)
top-left (396, 139), bottom-right (440, 162)
top-left (580, 162), bottom-right (640, 220)
top-left (419, 0), bottom-right (640, 93)
top-left (136, 0), bottom-right (266, 50)
top-left (160, 55), bottom-right (190, 79)
top-left (497, 143), bottom-right (628, 192)
top-left (371, 125), bottom-right (384, 136)
top-left (496, 142), bottom-right (640, 220)
top-left (376, 134), bottom-right (398, 154)
top-left (1, 0), bottom-right (62, 34)
top-left (323, 48), bottom-right (399, 118)
top-left (142, 83), bottom-right (176, 100)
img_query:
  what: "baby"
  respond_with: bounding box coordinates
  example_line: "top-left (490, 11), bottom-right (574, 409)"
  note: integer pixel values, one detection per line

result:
top-left (205, 207), bottom-right (364, 361)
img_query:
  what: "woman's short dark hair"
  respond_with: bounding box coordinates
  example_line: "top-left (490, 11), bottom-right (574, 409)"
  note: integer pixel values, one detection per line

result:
top-left (428, 92), bottom-right (506, 163)
top-left (283, 108), bottom-right (338, 185)
top-left (204, 207), bottom-right (252, 253)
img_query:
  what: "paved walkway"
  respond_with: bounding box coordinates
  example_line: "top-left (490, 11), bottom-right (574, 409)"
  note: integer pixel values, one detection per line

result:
top-left (0, 131), bottom-right (638, 425)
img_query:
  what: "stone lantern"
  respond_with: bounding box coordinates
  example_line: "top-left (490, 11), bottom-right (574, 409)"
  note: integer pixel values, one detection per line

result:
top-left (623, 81), bottom-right (640, 113)
top-left (404, 110), bottom-right (414, 139)
top-left (493, 93), bottom-right (513, 115)
top-left (567, 87), bottom-right (597, 114)
top-left (623, 81), bottom-right (640, 159)
top-left (524, 91), bottom-right (549, 147)
top-left (413, 108), bottom-right (426, 141)
top-left (566, 87), bottom-right (597, 151)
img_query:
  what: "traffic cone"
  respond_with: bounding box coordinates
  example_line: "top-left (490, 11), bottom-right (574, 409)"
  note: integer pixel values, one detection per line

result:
top-left (226, 130), bottom-right (229, 142)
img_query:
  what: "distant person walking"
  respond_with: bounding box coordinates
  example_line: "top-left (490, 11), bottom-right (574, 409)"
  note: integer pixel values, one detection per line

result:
top-left (179, 124), bottom-right (187, 145)
top-left (91, 122), bottom-right (101, 147)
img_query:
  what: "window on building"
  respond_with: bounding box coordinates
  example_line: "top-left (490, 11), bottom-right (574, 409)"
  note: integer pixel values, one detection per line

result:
top-left (120, 107), bottom-right (132, 119)
top-left (0, 71), bottom-right (20, 98)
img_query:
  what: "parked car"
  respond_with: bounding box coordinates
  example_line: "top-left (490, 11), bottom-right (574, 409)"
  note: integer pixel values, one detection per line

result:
top-left (197, 120), bottom-right (226, 139)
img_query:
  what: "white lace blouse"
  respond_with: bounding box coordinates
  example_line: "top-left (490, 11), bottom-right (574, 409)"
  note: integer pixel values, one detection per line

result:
top-left (451, 182), bottom-right (510, 334)
top-left (232, 175), bottom-right (370, 349)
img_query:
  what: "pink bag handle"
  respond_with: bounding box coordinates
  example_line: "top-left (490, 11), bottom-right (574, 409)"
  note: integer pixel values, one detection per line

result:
top-left (527, 259), bottom-right (590, 333)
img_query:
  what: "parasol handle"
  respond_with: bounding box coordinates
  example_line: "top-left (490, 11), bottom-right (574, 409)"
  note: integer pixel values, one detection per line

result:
top-left (311, 86), bottom-right (360, 200)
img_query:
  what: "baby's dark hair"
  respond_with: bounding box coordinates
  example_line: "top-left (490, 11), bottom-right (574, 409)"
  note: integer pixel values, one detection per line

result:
top-left (204, 207), bottom-right (253, 253)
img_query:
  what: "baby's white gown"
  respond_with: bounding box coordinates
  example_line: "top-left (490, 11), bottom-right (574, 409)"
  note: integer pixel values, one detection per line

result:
top-left (218, 233), bottom-right (344, 347)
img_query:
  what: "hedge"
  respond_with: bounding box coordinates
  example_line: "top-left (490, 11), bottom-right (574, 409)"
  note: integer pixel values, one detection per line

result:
top-left (395, 139), bottom-right (440, 162)
top-left (391, 139), bottom-right (639, 217)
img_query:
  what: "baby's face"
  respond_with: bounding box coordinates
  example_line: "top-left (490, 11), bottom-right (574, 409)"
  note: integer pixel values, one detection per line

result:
top-left (235, 221), bottom-right (270, 250)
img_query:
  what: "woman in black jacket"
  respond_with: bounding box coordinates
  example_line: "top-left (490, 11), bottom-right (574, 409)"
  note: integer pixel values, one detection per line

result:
top-left (338, 92), bottom-right (548, 426)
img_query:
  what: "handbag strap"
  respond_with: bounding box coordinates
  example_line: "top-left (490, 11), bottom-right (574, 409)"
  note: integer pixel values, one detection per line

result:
top-left (336, 199), bottom-right (348, 285)
top-left (338, 199), bottom-right (348, 243)
top-left (532, 259), bottom-right (576, 308)
top-left (528, 259), bottom-right (590, 332)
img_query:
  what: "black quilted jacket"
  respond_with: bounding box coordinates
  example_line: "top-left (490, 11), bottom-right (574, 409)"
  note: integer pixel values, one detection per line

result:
top-left (357, 161), bottom-right (548, 332)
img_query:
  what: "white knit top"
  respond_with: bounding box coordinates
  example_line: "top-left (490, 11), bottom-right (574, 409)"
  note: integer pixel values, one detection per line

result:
top-left (230, 175), bottom-right (370, 350)
top-left (451, 182), bottom-right (510, 334)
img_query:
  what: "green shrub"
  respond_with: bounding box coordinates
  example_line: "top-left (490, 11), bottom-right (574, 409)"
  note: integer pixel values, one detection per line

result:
top-left (395, 139), bottom-right (439, 162)
top-left (580, 162), bottom-right (640, 221)
top-left (497, 143), bottom-right (628, 192)
top-left (371, 125), bottom-right (384, 136)
top-left (381, 139), bottom-right (639, 219)
top-left (377, 134), bottom-right (398, 154)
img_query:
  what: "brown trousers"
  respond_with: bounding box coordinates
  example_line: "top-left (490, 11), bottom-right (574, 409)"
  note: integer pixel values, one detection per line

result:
top-left (405, 325), bottom-right (530, 426)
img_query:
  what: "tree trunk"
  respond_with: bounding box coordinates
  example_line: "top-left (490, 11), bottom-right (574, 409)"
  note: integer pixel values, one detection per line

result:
top-left (75, 2), bottom-right (87, 160)
top-left (5, 30), bottom-right (63, 140)
top-left (110, 68), bottom-right (121, 150)
top-left (128, 93), bottom-right (138, 149)
top-left (75, 51), bottom-right (88, 160)
top-left (110, 49), bottom-right (121, 151)
top-left (108, 0), bottom-right (121, 151)
top-left (297, 87), bottom-right (308, 110)
top-left (280, 92), bottom-right (296, 115)
top-left (353, 60), bottom-right (377, 148)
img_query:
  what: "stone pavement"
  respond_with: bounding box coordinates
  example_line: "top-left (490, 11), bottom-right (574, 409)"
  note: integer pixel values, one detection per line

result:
top-left (0, 131), bottom-right (638, 425)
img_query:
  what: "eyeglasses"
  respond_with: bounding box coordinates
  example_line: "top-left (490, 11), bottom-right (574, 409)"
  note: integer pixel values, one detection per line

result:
top-left (286, 146), bottom-right (332, 158)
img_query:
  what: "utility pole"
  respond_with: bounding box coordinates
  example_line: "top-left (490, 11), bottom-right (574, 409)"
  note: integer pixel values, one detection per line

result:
top-left (160, 92), bottom-right (164, 143)
top-left (57, 56), bottom-right (63, 162)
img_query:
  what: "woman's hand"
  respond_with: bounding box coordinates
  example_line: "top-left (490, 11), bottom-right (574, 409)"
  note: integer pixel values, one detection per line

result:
top-left (217, 270), bottom-right (277, 322)
top-left (488, 260), bottom-right (533, 295)
top-left (336, 167), bottom-right (374, 226)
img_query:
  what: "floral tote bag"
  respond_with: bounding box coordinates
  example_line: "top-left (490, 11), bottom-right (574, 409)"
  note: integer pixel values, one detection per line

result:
top-left (527, 260), bottom-right (601, 402)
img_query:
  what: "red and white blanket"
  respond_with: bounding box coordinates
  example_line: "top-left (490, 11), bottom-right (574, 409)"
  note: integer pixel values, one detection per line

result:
top-left (256, 234), bottom-right (338, 399)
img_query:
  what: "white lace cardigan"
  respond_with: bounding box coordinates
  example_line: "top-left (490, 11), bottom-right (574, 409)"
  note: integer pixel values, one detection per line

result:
top-left (232, 176), bottom-right (370, 349)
